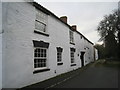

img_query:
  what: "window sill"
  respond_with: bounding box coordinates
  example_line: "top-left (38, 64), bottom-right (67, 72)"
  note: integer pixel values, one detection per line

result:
top-left (70, 42), bottom-right (75, 45)
top-left (34, 30), bottom-right (49, 37)
top-left (71, 64), bottom-right (76, 66)
top-left (33, 68), bottom-right (50, 74)
top-left (57, 62), bottom-right (63, 66)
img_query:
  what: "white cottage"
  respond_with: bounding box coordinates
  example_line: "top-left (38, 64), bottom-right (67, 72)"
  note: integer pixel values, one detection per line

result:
top-left (1, 1), bottom-right (98, 88)
top-left (0, 2), bottom-right (2, 90)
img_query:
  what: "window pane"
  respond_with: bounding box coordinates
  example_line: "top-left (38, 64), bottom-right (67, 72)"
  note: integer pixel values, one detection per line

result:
top-left (71, 60), bottom-right (74, 63)
top-left (34, 52), bottom-right (37, 57)
top-left (43, 53), bottom-right (46, 57)
top-left (71, 51), bottom-right (74, 63)
top-left (38, 63), bottom-right (41, 67)
top-left (36, 9), bottom-right (47, 23)
top-left (34, 48), bottom-right (37, 53)
top-left (34, 59), bottom-right (37, 63)
top-left (43, 63), bottom-right (46, 67)
top-left (71, 52), bottom-right (74, 57)
top-left (57, 51), bottom-right (62, 62)
top-left (70, 31), bottom-right (74, 42)
top-left (57, 53), bottom-right (59, 56)
top-left (58, 58), bottom-right (61, 62)
top-left (59, 53), bottom-right (61, 56)
top-left (41, 53), bottom-right (43, 57)
top-left (57, 55), bottom-right (59, 59)
top-left (38, 53), bottom-right (40, 57)
top-left (41, 49), bottom-right (43, 53)
top-left (38, 48), bottom-right (40, 52)
top-left (34, 48), bottom-right (47, 68)
top-left (35, 21), bottom-right (46, 32)
top-left (44, 50), bottom-right (46, 57)
top-left (34, 64), bottom-right (36, 68)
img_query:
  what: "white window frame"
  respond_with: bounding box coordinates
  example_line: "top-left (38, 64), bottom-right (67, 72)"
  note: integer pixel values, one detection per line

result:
top-left (71, 51), bottom-right (75, 64)
top-left (57, 51), bottom-right (62, 63)
top-left (70, 30), bottom-right (74, 43)
top-left (35, 8), bottom-right (47, 33)
top-left (34, 47), bottom-right (48, 70)
top-left (35, 20), bottom-right (46, 32)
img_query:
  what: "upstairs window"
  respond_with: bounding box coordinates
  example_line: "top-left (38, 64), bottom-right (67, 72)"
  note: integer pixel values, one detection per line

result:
top-left (70, 30), bottom-right (74, 43)
top-left (35, 21), bottom-right (46, 32)
top-left (35, 9), bottom-right (47, 33)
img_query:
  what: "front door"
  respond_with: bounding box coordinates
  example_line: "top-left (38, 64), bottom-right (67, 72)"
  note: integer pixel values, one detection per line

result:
top-left (80, 52), bottom-right (85, 67)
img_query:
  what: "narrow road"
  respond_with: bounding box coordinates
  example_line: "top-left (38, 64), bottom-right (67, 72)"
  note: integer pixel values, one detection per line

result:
top-left (53, 61), bottom-right (119, 88)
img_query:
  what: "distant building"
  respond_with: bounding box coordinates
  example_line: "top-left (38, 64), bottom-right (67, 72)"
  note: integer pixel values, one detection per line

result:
top-left (2, 1), bottom-right (98, 88)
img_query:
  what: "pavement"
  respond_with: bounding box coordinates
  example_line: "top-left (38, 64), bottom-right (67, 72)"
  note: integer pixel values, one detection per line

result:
top-left (21, 60), bottom-right (120, 89)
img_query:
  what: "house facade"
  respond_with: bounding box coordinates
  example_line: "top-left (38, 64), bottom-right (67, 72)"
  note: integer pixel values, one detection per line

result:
top-left (2, 1), bottom-right (98, 88)
top-left (0, 2), bottom-right (2, 90)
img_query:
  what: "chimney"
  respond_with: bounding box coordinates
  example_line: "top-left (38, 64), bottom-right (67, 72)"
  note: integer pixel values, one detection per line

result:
top-left (60, 16), bottom-right (67, 23)
top-left (71, 25), bottom-right (77, 30)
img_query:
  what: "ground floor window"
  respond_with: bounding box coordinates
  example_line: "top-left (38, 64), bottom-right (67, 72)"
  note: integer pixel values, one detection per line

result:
top-left (70, 48), bottom-right (76, 64)
top-left (56, 47), bottom-right (63, 65)
top-left (71, 51), bottom-right (75, 63)
top-left (33, 40), bottom-right (49, 71)
top-left (57, 51), bottom-right (62, 62)
top-left (34, 48), bottom-right (47, 68)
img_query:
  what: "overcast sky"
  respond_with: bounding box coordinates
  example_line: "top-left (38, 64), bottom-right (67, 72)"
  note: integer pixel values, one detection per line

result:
top-left (35, 0), bottom-right (118, 44)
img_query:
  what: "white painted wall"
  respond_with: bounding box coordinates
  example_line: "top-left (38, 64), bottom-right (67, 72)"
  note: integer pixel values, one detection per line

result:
top-left (82, 38), bottom-right (94, 66)
top-left (2, 2), bottom-right (36, 88)
top-left (48, 16), bottom-right (71, 75)
top-left (2, 2), bottom-right (96, 88)
top-left (74, 31), bottom-right (94, 67)
top-left (0, 1), bottom-right (2, 89)
top-left (74, 32), bottom-right (83, 68)
top-left (2, 2), bottom-right (71, 88)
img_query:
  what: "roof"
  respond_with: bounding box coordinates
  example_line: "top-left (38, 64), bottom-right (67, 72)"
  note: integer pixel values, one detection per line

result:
top-left (30, 2), bottom-right (94, 45)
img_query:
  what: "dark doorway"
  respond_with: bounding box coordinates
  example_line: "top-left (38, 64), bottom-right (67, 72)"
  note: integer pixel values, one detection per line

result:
top-left (80, 52), bottom-right (85, 67)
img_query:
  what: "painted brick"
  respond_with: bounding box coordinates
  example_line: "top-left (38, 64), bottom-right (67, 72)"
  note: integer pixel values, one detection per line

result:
top-left (2, 2), bottom-right (98, 88)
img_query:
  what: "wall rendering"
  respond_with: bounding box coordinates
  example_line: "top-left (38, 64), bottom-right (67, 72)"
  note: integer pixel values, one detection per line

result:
top-left (2, 2), bottom-right (97, 88)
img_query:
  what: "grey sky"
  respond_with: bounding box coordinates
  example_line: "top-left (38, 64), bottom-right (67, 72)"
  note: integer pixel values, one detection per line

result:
top-left (35, 0), bottom-right (118, 44)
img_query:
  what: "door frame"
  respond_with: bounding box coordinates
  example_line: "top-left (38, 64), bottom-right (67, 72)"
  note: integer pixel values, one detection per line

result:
top-left (80, 51), bottom-right (85, 67)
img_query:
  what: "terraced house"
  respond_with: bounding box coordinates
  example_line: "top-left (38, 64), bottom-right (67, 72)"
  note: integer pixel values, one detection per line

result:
top-left (1, 1), bottom-right (98, 88)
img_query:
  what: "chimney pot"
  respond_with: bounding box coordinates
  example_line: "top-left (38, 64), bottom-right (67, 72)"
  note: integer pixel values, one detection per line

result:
top-left (60, 16), bottom-right (67, 23)
top-left (71, 25), bottom-right (77, 30)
